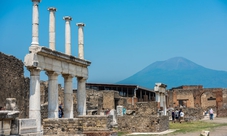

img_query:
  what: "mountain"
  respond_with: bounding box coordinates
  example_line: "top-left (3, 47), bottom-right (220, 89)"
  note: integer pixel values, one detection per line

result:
top-left (117, 57), bottom-right (227, 89)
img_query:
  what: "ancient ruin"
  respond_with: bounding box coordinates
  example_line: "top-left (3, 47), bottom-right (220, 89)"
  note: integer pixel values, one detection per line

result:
top-left (1, 1), bottom-right (227, 136)
top-left (168, 85), bottom-right (227, 119)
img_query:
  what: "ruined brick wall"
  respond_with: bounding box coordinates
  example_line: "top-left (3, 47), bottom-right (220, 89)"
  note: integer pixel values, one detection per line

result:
top-left (181, 107), bottom-right (203, 121)
top-left (175, 89), bottom-right (194, 108)
top-left (103, 91), bottom-right (115, 109)
top-left (201, 91), bottom-right (216, 108)
top-left (0, 52), bottom-right (29, 118)
top-left (43, 118), bottom-right (83, 135)
top-left (77, 115), bottom-right (112, 132)
top-left (43, 116), bottom-right (113, 136)
top-left (117, 115), bottom-right (169, 132)
top-left (217, 89), bottom-right (227, 117)
top-left (135, 102), bottom-right (158, 115)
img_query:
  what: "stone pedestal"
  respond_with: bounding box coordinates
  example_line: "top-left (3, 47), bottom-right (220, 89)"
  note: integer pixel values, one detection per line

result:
top-left (117, 106), bottom-right (123, 116)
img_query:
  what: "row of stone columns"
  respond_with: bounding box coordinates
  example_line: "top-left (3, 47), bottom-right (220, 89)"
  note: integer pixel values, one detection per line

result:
top-left (29, 0), bottom-right (88, 133)
top-left (48, 8), bottom-right (85, 58)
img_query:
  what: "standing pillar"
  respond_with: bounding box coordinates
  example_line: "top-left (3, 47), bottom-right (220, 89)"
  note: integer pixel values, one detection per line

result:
top-left (46, 71), bottom-right (59, 118)
top-left (76, 23), bottom-right (85, 59)
top-left (31, 0), bottom-right (41, 46)
top-left (28, 68), bottom-right (41, 132)
top-left (77, 77), bottom-right (87, 115)
top-left (63, 74), bottom-right (74, 118)
top-left (63, 16), bottom-right (72, 55)
top-left (163, 94), bottom-right (166, 115)
top-left (48, 7), bottom-right (57, 50)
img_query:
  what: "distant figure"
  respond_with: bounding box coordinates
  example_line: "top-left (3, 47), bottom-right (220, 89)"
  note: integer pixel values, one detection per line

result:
top-left (175, 109), bottom-right (179, 122)
top-left (0, 106), bottom-right (2, 110)
top-left (178, 109), bottom-right (182, 122)
top-left (172, 110), bottom-right (175, 123)
top-left (209, 108), bottom-right (214, 120)
top-left (58, 106), bottom-right (64, 118)
top-left (179, 110), bottom-right (184, 123)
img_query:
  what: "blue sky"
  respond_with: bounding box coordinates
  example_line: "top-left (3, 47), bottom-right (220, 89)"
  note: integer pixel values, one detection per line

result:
top-left (1, 0), bottom-right (227, 88)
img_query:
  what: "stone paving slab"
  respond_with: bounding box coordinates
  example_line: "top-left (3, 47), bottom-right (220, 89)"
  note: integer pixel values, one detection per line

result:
top-left (126, 129), bottom-right (178, 135)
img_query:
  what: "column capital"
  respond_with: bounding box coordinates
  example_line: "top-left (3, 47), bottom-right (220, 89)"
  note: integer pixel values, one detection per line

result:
top-left (63, 16), bottom-right (72, 21)
top-left (76, 23), bottom-right (85, 27)
top-left (62, 74), bottom-right (74, 79)
top-left (28, 68), bottom-right (41, 76)
top-left (77, 77), bottom-right (87, 81)
top-left (45, 71), bottom-right (59, 80)
top-left (48, 7), bottom-right (57, 12)
top-left (32, 0), bottom-right (41, 2)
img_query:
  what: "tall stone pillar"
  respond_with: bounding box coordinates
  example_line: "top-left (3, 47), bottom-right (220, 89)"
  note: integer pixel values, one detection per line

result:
top-left (63, 74), bottom-right (74, 118)
top-left (31, 0), bottom-right (41, 46)
top-left (48, 7), bottom-right (57, 50)
top-left (29, 68), bottom-right (41, 132)
top-left (77, 77), bottom-right (87, 115)
top-left (46, 71), bottom-right (59, 118)
top-left (163, 94), bottom-right (166, 115)
top-left (63, 16), bottom-right (72, 55)
top-left (76, 23), bottom-right (85, 59)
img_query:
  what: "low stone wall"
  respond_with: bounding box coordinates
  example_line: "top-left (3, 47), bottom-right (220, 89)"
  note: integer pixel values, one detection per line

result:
top-left (77, 115), bottom-right (113, 132)
top-left (217, 109), bottom-right (227, 117)
top-left (117, 115), bottom-right (169, 132)
top-left (43, 118), bottom-right (83, 135)
top-left (181, 107), bottom-right (203, 121)
top-left (43, 116), bottom-right (114, 136)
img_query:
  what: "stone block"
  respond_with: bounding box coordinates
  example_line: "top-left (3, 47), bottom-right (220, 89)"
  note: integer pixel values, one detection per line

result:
top-left (18, 118), bottom-right (37, 134)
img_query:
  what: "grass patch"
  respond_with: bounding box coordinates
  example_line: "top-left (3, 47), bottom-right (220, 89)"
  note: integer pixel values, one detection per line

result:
top-left (118, 121), bottom-right (227, 136)
top-left (170, 121), bottom-right (227, 134)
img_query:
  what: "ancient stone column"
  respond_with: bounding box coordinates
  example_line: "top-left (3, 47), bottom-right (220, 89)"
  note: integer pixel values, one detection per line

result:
top-left (77, 77), bottom-right (87, 115)
top-left (28, 68), bottom-right (41, 132)
top-left (63, 16), bottom-right (72, 55)
top-left (76, 23), bottom-right (85, 59)
top-left (48, 7), bottom-right (57, 50)
top-left (46, 71), bottom-right (59, 118)
top-left (63, 74), bottom-right (73, 118)
top-left (163, 94), bottom-right (167, 115)
top-left (31, 0), bottom-right (41, 46)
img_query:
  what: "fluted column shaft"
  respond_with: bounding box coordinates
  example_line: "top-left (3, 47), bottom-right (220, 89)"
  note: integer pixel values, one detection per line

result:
top-left (48, 7), bottom-right (57, 50)
top-left (64, 16), bottom-right (72, 55)
top-left (77, 77), bottom-right (87, 115)
top-left (29, 68), bottom-right (41, 132)
top-left (63, 74), bottom-right (74, 118)
top-left (31, 0), bottom-right (40, 46)
top-left (76, 23), bottom-right (85, 59)
top-left (46, 71), bottom-right (59, 118)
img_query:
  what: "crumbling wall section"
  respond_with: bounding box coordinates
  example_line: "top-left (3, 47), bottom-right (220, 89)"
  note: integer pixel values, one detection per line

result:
top-left (103, 91), bottom-right (115, 109)
top-left (117, 115), bottom-right (169, 132)
top-left (0, 52), bottom-right (29, 118)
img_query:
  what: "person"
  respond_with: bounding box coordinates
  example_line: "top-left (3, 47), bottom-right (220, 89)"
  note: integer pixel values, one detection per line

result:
top-left (175, 109), bottom-right (179, 122)
top-left (58, 106), bottom-right (64, 118)
top-left (178, 109), bottom-right (182, 122)
top-left (179, 110), bottom-right (184, 123)
top-left (0, 106), bottom-right (2, 110)
top-left (172, 110), bottom-right (175, 123)
top-left (209, 108), bottom-right (214, 120)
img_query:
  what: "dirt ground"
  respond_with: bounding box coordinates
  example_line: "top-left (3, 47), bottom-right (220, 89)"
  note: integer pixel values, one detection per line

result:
top-left (165, 117), bottom-right (227, 136)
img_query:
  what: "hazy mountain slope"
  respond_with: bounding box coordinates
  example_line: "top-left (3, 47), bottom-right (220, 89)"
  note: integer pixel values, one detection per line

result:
top-left (117, 57), bottom-right (227, 89)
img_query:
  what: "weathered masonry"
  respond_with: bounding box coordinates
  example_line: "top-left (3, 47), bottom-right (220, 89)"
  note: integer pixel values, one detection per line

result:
top-left (86, 83), bottom-right (156, 103)
top-left (168, 85), bottom-right (227, 117)
top-left (24, 0), bottom-right (90, 133)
